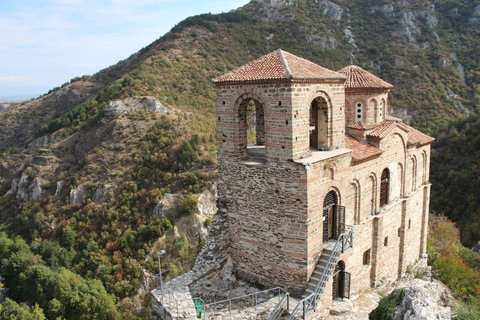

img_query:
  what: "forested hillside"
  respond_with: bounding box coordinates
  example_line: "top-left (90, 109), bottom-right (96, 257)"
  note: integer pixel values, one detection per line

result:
top-left (0, 0), bottom-right (479, 318)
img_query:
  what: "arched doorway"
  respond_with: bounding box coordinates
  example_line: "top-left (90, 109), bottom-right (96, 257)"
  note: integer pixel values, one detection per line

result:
top-left (332, 261), bottom-right (350, 299)
top-left (322, 191), bottom-right (345, 243)
top-left (310, 96), bottom-right (328, 150)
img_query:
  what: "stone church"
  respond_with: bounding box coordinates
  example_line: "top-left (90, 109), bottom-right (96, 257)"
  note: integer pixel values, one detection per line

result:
top-left (212, 49), bottom-right (433, 316)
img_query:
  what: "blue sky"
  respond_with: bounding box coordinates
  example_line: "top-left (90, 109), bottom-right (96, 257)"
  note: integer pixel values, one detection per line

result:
top-left (0, 0), bottom-right (251, 99)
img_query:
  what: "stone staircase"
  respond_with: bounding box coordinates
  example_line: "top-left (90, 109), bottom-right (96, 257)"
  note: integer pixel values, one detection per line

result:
top-left (302, 241), bottom-right (336, 299)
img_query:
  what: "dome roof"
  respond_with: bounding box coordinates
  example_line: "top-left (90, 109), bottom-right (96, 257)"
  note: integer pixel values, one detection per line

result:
top-left (337, 65), bottom-right (393, 89)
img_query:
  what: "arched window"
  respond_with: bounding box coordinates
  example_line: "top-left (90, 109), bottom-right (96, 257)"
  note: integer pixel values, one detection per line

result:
top-left (350, 180), bottom-right (360, 225)
top-left (411, 157), bottom-right (417, 191)
top-left (380, 168), bottom-right (389, 207)
top-left (310, 96), bottom-right (329, 150)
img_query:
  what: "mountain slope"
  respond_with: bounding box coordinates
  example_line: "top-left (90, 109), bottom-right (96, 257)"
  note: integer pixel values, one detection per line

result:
top-left (0, 0), bottom-right (479, 318)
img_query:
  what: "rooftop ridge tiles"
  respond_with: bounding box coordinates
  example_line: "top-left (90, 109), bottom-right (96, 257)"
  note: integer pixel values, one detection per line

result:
top-left (278, 49), bottom-right (293, 79)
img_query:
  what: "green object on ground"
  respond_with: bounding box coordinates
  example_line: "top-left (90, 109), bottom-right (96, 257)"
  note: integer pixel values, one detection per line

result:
top-left (195, 301), bottom-right (203, 318)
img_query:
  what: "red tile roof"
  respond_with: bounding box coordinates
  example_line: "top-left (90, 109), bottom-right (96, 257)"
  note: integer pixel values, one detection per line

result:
top-left (405, 124), bottom-right (435, 147)
top-left (346, 122), bottom-right (379, 130)
top-left (346, 134), bottom-right (383, 162)
top-left (337, 65), bottom-right (393, 89)
top-left (213, 49), bottom-right (346, 83)
top-left (367, 120), bottom-right (403, 139)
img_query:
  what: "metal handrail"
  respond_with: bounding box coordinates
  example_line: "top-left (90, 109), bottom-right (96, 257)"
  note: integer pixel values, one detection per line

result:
top-left (268, 292), bottom-right (290, 320)
top-left (155, 274), bottom-right (179, 316)
top-left (166, 287), bottom-right (288, 319)
top-left (287, 226), bottom-right (355, 320)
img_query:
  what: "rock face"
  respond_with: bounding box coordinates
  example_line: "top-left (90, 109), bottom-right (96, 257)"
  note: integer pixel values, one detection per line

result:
top-left (104, 96), bottom-right (169, 118)
top-left (370, 4), bottom-right (438, 43)
top-left (55, 181), bottom-right (64, 196)
top-left (152, 193), bottom-right (177, 218)
top-left (92, 183), bottom-right (114, 203)
top-left (28, 131), bottom-right (63, 148)
top-left (0, 104), bottom-right (10, 113)
top-left (318, 0), bottom-right (343, 21)
top-left (5, 172), bottom-right (45, 202)
top-left (469, 4), bottom-right (480, 26)
top-left (393, 279), bottom-right (452, 320)
top-left (70, 185), bottom-right (88, 204)
top-left (437, 58), bottom-right (452, 68)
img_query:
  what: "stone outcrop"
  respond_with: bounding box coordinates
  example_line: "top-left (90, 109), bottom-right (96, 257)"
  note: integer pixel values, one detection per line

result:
top-left (469, 4), bottom-right (480, 26)
top-left (55, 181), bottom-right (64, 196)
top-left (0, 104), bottom-right (10, 113)
top-left (6, 172), bottom-right (45, 202)
top-left (69, 185), bottom-right (88, 204)
top-left (152, 193), bottom-right (177, 219)
top-left (104, 96), bottom-right (169, 118)
top-left (28, 131), bottom-right (63, 148)
top-left (318, 0), bottom-right (343, 21)
top-left (369, 5), bottom-right (438, 43)
top-left (92, 183), bottom-right (114, 203)
top-left (437, 58), bottom-right (452, 68)
top-left (393, 279), bottom-right (452, 320)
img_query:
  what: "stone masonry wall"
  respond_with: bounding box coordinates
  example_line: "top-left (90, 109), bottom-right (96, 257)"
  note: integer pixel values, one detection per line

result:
top-left (214, 79), bottom-right (431, 310)
top-left (218, 155), bottom-right (309, 295)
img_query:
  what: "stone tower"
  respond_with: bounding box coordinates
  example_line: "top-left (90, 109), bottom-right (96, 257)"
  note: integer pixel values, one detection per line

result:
top-left (213, 49), bottom-right (348, 293)
top-left (213, 49), bottom-right (433, 301)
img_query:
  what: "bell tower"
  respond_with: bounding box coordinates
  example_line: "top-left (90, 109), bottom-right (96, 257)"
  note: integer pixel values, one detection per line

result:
top-left (213, 49), bottom-right (347, 293)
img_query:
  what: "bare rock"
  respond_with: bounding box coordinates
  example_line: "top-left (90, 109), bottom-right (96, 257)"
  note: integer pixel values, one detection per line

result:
top-left (104, 96), bottom-right (169, 118)
top-left (437, 58), bottom-right (452, 68)
top-left (55, 181), bottom-right (64, 196)
top-left (318, 0), bottom-right (343, 21)
top-left (413, 10), bottom-right (438, 29)
top-left (92, 183), bottom-right (113, 203)
top-left (397, 11), bottom-right (421, 43)
top-left (28, 131), bottom-right (63, 148)
top-left (305, 34), bottom-right (338, 49)
top-left (370, 4), bottom-right (395, 18)
top-left (330, 298), bottom-right (354, 315)
top-left (0, 104), bottom-right (10, 113)
top-left (393, 280), bottom-right (452, 320)
top-left (29, 177), bottom-right (45, 202)
top-left (70, 185), bottom-right (88, 204)
top-left (16, 173), bottom-right (30, 201)
top-left (6, 173), bottom-right (45, 202)
top-left (152, 193), bottom-right (177, 218)
top-left (469, 4), bottom-right (480, 26)
top-left (5, 177), bottom-right (19, 196)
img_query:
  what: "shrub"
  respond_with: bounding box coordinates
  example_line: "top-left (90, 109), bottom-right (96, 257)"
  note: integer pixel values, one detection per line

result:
top-left (369, 289), bottom-right (404, 320)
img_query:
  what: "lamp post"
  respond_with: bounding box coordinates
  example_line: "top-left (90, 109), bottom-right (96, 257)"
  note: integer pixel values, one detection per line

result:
top-left (158, 249), bottom-right (166, 306)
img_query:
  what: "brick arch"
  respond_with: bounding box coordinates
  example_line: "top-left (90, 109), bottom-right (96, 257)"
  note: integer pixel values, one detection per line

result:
top-left (306, 85), bottom-right (335, 149)
top-left (321, 182), bottom-right (343, 206)
top-left (231, 86), bottom-right (271, 111)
